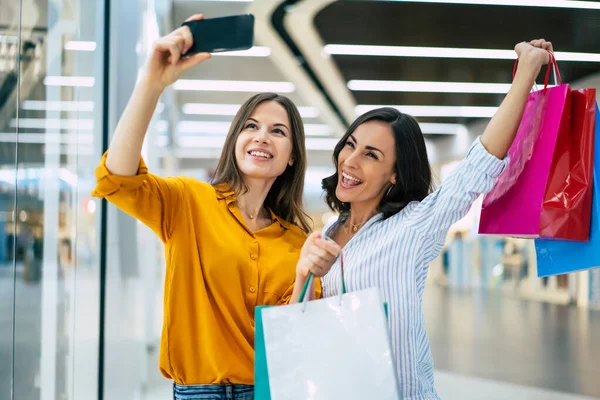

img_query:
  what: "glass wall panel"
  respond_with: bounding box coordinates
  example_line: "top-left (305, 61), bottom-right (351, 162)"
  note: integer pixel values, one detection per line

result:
top-left (0, 2), bottom-right (21, 397)
top-left (1, 0), bottom-right (106, 398)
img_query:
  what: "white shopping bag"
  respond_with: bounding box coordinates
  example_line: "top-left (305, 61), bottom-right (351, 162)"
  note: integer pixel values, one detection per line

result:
top-left (260, 258), bottom-right (399, 400)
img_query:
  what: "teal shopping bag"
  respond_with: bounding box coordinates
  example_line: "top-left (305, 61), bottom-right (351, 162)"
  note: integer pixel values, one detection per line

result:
top-left (254, 270), bottom-right (321, 400)
top-left (254, 258), bottom-right (388, 399)
top-left (254, 304), bottom-right (271, 400)
top-left (534, 102), bottom-right (600, 276)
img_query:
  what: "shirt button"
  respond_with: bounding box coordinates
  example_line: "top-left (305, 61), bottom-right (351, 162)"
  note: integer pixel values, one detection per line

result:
top-left (249, 286), bottom-right (256, 293)
top-left (250, 253), bottom-right (257, 260)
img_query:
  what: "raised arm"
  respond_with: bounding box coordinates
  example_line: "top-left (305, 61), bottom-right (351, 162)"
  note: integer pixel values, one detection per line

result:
top-left (93, 15), bottom-right (211, 242)
top-left (105, 14), bottom-right (211, 176)
top-left (403, 40), bottom-right (553, 241)
top-left (480, 39), bottom-right (553, 158)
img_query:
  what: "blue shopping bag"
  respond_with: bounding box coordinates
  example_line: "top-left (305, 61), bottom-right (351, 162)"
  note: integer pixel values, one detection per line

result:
top-left (534, 103), bottom-right (600, 277)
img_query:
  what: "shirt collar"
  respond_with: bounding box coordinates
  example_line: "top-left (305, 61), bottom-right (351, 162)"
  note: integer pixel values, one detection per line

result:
top-left (268, 208), bottom-right (294, 230)
top-left (214, 183), bottom-right (236, 204)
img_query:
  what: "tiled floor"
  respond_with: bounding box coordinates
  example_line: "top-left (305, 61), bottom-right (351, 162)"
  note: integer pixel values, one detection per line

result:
top-left (146, 285), bottom-right (600, 399)
top-left (145, 370), bottom-right (600, 400)
top-left (434, 371), bottom-right (598, 400)
top-left (424, 286), bottom-right (600, 398)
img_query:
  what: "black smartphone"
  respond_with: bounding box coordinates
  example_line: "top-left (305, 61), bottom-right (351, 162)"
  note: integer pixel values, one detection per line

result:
top-left (182, 14), bottom-right (254, 56)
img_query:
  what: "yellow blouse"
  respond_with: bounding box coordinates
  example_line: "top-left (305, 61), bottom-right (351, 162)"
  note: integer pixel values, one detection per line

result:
top-left (92, 153), bottom-right (317, 385)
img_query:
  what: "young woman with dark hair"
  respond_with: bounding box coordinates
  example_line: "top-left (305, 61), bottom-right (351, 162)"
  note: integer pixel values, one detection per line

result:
top-left (293, 39), bottom-right (554, 399)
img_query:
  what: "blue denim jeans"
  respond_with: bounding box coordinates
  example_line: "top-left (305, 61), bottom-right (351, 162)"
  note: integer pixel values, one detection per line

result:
top-left (173, 383), bottom-right (254, 400)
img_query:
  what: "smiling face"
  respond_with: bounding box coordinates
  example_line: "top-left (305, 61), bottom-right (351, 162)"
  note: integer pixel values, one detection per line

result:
top-left (336, 120), bottom-right (397, 208)
top-left (234, 100), bottom-right (294, 183)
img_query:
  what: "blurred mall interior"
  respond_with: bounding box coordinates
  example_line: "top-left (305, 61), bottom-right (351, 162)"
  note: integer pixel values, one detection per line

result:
top-left (1, 0), bottom-right (600, 399)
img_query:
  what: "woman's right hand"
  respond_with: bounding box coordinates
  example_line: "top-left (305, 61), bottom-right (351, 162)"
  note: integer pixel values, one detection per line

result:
top-left (142, 14), bottom-right (212, 91)
top-left (296, 231), bottom-right (342, 279)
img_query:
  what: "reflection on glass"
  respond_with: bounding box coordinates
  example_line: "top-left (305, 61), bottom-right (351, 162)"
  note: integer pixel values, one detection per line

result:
top-left (1, 0), bottom-right (104, 398)
top-left (0, 23), bottom-right (19, 400)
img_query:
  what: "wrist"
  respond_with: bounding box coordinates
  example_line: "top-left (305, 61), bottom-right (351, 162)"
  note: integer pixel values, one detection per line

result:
top-left (295, 270), bottom-right (309, 283)
top-left (137, 75), bottom-right (166, 96)
top-left (516, 51), bottom-right (544, 78)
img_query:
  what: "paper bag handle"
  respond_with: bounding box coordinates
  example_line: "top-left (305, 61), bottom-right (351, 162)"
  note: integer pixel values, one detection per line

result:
top-left (298, 248), bottom-right (346, 304)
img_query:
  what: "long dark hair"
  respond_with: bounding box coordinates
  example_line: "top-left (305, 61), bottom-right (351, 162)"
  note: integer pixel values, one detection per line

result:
top-left (211, 93), bottom-right (312, 233)
top-left (322, 107), bottom-right (434, 219)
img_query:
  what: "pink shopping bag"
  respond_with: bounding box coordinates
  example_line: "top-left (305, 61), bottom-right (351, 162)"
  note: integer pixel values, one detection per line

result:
top-left (479, 54), bottom-right (572, 238)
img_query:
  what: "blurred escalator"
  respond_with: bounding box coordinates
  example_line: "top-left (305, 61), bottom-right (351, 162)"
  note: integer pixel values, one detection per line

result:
top-left (0, 32), bottom-right (46, 163)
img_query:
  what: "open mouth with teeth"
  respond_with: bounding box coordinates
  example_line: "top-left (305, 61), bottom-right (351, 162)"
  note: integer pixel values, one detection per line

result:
top-left (248, 150), bottom-right (273, 160)
top-left (341, 171), bottom-right (363, 188)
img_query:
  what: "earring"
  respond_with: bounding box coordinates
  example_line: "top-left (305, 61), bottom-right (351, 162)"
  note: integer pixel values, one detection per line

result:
top-left (386, 184), bottom-right (395, 198)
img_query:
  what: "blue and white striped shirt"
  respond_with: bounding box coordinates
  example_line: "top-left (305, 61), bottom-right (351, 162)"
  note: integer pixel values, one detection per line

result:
top-left (322, 137), bottom-right (508, 400)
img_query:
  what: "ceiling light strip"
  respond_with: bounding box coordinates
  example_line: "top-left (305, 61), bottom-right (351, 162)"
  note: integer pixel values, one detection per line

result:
top-left (324, 44), bottom-right (600, 62)
top-left (182, 103), bottom-right (320, 118)
top-left (376, 0), bottom-right (600, 10)
top-left (173, 79), bottom-right (295, 93)
top-left (348, 80), bottom-right (513, 94)
top-left (22, 100), bottom-right (95, 112)
top-left (211, 46), bottom-right (271, 57)
top-left (192, 0), bottom-right (252, 2)
top-left (0, 132), bottom-right (94, 144)
top-left (64, 41), bottom-right (97, 51)
top-left (44, 76), bottom-right (95, 87)
top-left (356, 105), bottom-right (497, 118)
top-left (176, 121), bottom-right (331, 136)
top-left (9, 118), bottom-right (94, 130)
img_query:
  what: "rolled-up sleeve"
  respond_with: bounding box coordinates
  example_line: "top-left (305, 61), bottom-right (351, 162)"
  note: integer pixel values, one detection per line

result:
top-left (92, 152), bottom-right (185, 242)
top-left (404, 137), bottom-right (509, 241)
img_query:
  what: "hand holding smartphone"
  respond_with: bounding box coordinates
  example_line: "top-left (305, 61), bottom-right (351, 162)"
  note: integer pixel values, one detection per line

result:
top-left (182, 14), bottom-right (255, 56)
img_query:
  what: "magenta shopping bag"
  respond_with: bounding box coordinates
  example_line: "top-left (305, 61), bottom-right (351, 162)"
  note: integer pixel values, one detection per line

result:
top-left (479, 56), bottom-right (572, 238)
